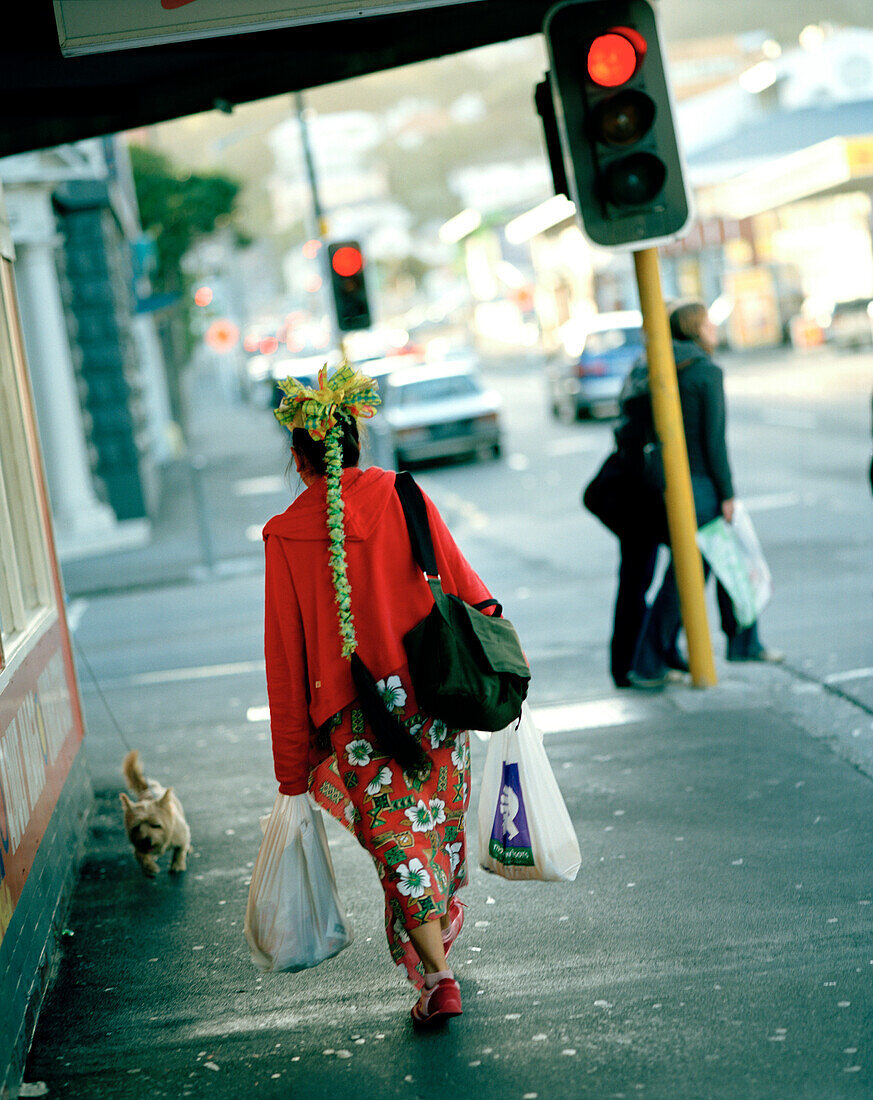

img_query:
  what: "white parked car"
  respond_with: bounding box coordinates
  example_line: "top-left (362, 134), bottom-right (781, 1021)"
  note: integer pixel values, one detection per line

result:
top-left (367, 362), bottom-right (502, 469)
top-left (825, 298), bottom-right (873, 349)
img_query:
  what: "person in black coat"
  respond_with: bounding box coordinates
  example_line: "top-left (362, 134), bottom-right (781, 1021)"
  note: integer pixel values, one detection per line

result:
top-left (627, 300), bottom-right (780, 688)
top-left (602, 361), bottom-right (671, 687)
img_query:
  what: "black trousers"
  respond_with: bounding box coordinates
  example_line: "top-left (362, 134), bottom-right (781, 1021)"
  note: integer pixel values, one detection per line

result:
top-left (630, 556), bottom-right (757, 678)
top-left (629, 478), bottom-right (762, 679)
top-left (610, 536), bottom-right (659, 687)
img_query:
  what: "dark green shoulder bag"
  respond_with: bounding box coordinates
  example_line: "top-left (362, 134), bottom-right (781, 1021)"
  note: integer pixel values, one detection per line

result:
top-left (394, 472), bottom-right (530, 731)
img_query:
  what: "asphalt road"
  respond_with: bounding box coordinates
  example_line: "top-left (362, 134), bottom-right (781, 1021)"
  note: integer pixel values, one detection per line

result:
top-left (23, 343), bottom-right (873, 1099)
top-left (62, 342), bottom-right (873, 720)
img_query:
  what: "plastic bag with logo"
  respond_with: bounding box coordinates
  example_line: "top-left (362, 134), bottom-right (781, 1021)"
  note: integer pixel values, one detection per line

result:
top-left (245, 792), bottom-right (353, 973)
top-left (477, 704), bottom-right (581, 882)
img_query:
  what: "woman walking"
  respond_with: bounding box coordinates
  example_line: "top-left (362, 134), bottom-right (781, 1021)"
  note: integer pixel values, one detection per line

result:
top-left (629, 300), bottom-right (780, 687)
top-left (263, 364), bottom-right (495, 1028)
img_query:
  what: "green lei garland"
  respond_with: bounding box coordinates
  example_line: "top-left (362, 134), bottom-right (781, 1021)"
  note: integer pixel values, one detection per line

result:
top-left (324, 423), bottom-right (356, 659)
top-left (273, 364), bottom-right (381, 662)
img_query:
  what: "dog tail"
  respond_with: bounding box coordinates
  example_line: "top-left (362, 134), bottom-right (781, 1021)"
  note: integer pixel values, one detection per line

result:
top-left (122, 750), bottom-right (150, 797)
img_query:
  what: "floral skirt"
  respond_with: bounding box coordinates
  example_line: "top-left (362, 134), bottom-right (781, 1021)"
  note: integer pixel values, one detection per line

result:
top-left (309, 666), bottom-right (470, 987)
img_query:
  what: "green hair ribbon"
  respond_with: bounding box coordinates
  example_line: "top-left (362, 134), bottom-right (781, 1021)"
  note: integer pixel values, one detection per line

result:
top-left (273, 363), bottom-right (380, 439)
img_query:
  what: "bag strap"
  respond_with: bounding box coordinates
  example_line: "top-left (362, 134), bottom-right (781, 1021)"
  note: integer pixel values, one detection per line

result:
top-left (394, 472), bottom-right (503, 616)
top-left (394, 471), bottom-right (440, 579)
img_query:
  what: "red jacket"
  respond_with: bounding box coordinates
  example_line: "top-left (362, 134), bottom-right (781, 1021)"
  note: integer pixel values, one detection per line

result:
top-left (263, 466), bottom-right (494, 794)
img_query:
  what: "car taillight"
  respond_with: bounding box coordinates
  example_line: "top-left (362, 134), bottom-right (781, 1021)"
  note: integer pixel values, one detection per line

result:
top-left (476, 412), bottom-right (499, 426)
top-left (577, 359), bottom-right (608, 376)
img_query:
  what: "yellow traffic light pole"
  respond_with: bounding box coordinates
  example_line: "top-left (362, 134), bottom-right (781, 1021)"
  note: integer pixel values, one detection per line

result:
top-left (633, 247), bottom-right (717, 687)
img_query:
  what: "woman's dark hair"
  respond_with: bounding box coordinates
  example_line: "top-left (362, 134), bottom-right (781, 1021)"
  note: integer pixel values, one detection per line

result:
top-left (668, 300), bottom-right (707, 344)
top-left (291, 415), bottom-right (361, 475)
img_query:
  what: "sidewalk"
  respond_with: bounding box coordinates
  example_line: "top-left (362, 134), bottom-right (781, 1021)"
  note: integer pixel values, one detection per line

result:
top-left (18, 649), bottom-right (873, 1099)
top-left (28, 372), bottom-right (873, 1098)
top-left (60, 394), bottom-right (285, 599)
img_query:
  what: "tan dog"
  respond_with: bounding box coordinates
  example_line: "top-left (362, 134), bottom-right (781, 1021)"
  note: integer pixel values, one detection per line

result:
top-left (120, 750), bottom-right (191, 877)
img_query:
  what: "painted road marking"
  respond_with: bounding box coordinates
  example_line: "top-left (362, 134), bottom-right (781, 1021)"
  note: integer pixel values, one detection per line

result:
top-left (824, 667), bottom-right (873, 685)
top-left (546, 436), bottom-right (607, 456)
top-left (234, 475), bottom-right (286, 496)
top-left (78, 660), bottom-right (268, 689)
top-left (742, 491), bottom-right (801, 512)
top-left (440, 491), bottom-right (489, 531)
top-left (87, 659), bottom-right (651, 739)
top-left (758, 410), bottom-right (818, 430)
top-left (532, 698), bottom-right (648, 734)
top-left (130, 660), bottom-right (266, 685)
top-left (248, 697), bottom-right (650, 736)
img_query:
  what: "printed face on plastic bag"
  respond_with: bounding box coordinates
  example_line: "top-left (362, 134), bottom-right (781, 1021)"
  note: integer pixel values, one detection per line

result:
top-left (477, 705), bottom-right (580, 883)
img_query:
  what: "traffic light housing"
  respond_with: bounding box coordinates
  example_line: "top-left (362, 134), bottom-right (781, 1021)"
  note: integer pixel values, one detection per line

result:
top-left (534, 75), bottom-right (570, 201)
top-left (327, 241), bottom-right (371, 331)
top-left (543, 0), bottom-right (691, 250)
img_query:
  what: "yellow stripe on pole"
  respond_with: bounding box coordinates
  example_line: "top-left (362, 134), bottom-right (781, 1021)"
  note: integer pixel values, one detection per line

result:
top-left (633, 247), bottom-right (717, 688)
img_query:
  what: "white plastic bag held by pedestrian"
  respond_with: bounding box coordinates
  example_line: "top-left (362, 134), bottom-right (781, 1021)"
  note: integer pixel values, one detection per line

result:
top-left (477, 704), bottom-right (581, 882)
top-left (731, 500), bottom-right (773, 617)
top-left (245, 792), bottom-right (353, 973)
top-left (696, 501), bottom-right (772, 629)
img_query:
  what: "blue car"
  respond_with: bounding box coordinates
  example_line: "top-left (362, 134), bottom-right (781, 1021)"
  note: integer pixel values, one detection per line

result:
top-left (548, 310), bottom-right (644, 420)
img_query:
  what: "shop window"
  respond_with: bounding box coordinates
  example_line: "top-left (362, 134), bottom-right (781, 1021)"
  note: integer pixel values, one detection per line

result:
top-left (0, 276), bottom-right (52, 670)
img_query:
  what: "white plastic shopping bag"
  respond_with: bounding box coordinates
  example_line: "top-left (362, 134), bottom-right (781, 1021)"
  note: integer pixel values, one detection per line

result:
top-left (477, 704), bottom-right (581, 882)
top-left (696, 502), bottom-right (772, 629)
top-left (244, 792), bottom-right (353, 973)
top-left (731, 501), bottom-right (773, 618)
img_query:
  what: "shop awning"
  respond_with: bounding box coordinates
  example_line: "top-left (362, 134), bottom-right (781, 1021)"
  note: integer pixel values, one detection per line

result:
top-left (697, 136), bottom-right (873, 219)
top-left (1, 1), bottom-right (552, 158)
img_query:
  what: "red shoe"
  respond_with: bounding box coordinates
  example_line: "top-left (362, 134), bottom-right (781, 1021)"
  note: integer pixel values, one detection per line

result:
top-left (411, 977), bottom-right (463, 1029)
top-left (442, 897), bottom-right (466, 958)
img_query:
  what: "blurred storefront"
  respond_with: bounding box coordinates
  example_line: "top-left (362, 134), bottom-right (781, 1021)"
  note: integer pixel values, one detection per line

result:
top-left (0, 137), bottom-right (173, 560)
top-left (697, 136), bottom-right (873, 346)
top-left (506, 129), bottom-right (873, 354)
top-left (502, 26), bottom-right (873, 354)
top-left (0, 181), bottom-right (91, 1097)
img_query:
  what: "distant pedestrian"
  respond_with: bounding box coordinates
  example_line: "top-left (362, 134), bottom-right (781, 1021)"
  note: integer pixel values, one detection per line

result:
top-left (629, 300), bottom-right (781, 688)
top-left (263, 364), bottom-right (498, 1028)
top-left (584, 360), bottom-right (670, 687)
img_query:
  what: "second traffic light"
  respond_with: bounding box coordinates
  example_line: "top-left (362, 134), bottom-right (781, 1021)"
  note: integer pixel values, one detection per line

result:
top-left (327, 241), bottom-right (372, 332)
top-left (543, 0), bottom-right (691, 250)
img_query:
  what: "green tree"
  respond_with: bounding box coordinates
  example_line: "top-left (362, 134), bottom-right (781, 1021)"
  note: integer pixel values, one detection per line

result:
top-left (128, 145), bottom-right (241, 429)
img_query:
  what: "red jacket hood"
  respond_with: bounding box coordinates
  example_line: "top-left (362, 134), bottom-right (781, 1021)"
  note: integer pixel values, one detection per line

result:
top-left (262, 466), bottom-right (396, 543)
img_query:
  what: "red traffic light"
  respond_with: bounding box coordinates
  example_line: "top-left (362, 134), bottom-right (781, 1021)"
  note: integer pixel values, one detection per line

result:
top-left (544, 0), bottom-right (690, 248)
top-left (331, 246), bottom-right (364, 278)
top-left (328, 240), bottom-right (372, 330)
top-left (588, 33), bottom-right (636, 86)
top-left (587, 27), bottom-right (647, 87)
